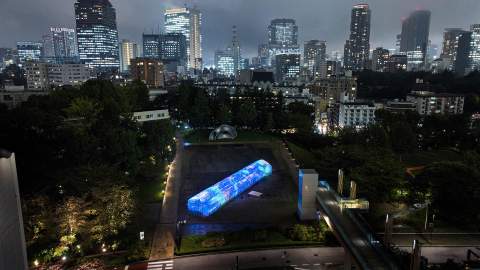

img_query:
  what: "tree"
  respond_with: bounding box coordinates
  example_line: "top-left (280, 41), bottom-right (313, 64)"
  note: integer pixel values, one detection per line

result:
top-left (236, 100), bottom-right (257, 128)
top-left (390, 121), bottom-right (416, 153)
top-left (415, 162), bottom-right (480, 224)
top-left (214, 104), bottom-right (232, 125)
top-left (189, 89), bottom-right (211, 127)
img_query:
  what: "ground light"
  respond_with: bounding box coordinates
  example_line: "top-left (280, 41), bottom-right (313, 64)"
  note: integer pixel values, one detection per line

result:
top-left (187, 159), bottom-right (272, 217)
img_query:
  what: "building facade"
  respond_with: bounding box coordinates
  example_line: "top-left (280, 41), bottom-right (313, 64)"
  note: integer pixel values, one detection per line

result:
top-left (386, 54), bottom-right (408, 72)
top-left (343, 4), bottom-right (371, 71)
top-left (440, 28), bottom-right (467, 71)
top-left (329, 93), bottom-right (380, 129)
top-left (400, 10), bottom-right (431, 70)
top-left (0, 150), bottom-right (28, 270)
top-left (214, 49), bottom-right (235, 77)
top-left (406, 91), bottom-right (464, 115)
top-left (42, 27), bottom-right (79, 63)
top-left (25, 62), bottom-right (49, 90)
top-left (74, 0), bottom-right (120, 71)
top-left (119, 39), bottom-right (138, 73)
top-left (304, 40), bottom-right (327, 77)
top-left (25, 62), bottom-right (93, 89)
top-left (371, 47), bottom-right (390, 72)
top-left (267, 19), bottom-right (300, 67)
top-left (131, 58), bottom-right (165, 88)
top-left (275, 54), bottom-right (300, 83)
top-left (17, 41), bottom-right (43, 62)
top-left (164, 7), bottom-right (202, 71)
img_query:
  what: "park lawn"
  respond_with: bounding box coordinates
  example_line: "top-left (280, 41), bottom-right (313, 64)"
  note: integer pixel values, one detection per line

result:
top-left (177, 231), bottom-right (324, 255)
top-left (184, 129), bottom-right (280, 144)
top-left (401, 149), bottom-right (463, 167)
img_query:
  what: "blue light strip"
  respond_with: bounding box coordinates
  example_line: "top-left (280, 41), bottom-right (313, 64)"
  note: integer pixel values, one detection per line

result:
top-left (187, 159), bottom-right (272, 217)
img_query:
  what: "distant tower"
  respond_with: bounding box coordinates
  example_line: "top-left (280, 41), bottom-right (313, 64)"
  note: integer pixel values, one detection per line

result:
top-left (400, 10), bottom-right (431, 70)
top-left (344, 4), bottom-right (371, 71)
top-left (119, 39), bottom-right (138, 73)
top-left (231, 25), bottom-right (241, 74)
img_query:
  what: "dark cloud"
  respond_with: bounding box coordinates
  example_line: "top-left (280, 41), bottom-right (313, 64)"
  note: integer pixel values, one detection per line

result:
top-left (1, 0), bottom-right (479, 65)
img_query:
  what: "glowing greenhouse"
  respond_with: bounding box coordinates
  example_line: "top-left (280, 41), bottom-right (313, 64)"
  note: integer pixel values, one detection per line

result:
top-left (187, 159), bottom-right (272, 217)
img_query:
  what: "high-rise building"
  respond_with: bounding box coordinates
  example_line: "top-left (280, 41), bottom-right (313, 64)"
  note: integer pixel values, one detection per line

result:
top-left (159, 33), bottom-right (187, 62)
top-left (42, 27), bottom-right (79, 63)
top-left (440, 28), bottom-right (467, 70)
top-left (468, 24), bottom-right (480, 73)
top-left (214, 49), bottom-right (235, 77)
top-left (386, 54), bottom-right (408, 73)
top-left (142, 34), bottom-right (160, 59)
top-left (400, 10), bottom-right (431, 70)
top-left (231, 25), bottom-right (241, 74)
top-left (16, 41), bottom-right (42, 62)
top-left (0, 48), bottom-right (17, 69)
top-left (74, 0), bottom-right (120, 71)
top-left (454, 31), bottom-right (473, 75)
top-left (258, 44), bottom-right (270, 67)
top-left (267, 19), bottom-right (300, 67)
top-left (371, 47), bottom-right (390, 72)
top-left (131, 58), bottom-right (165, 88)
top-left (164, 7), bottom-right (202, 71)
top-left (304, 40), bottom-right (327, 76)
top-left (343, 4), bottom-right (371, 71)
top-left (119, 40), bottom-right (138, 73)
top-left (0, 150), bottom-right (28, 270)
top-left (268, 19), bottom-right (298, 47)
top-left (275, 54), bottom-right (300, 83)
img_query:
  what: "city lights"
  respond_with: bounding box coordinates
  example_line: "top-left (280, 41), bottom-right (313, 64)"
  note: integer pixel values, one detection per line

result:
top-left (187, 159), bottom-right (272, 217)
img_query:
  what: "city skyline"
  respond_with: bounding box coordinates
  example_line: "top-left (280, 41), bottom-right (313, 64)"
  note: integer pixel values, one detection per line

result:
top-left (1, 0), bottom-right (480, 66)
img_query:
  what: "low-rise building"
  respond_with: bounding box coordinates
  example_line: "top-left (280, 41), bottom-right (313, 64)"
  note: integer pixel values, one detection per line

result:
top-left (24, 62), bottom-right (92, 90)
top-left (329, 93), bottom-right (381, 129)
top-left (384, 100), bottom-right (417, 114)
top-left (131, 58), bottom-right (165, 88)
top-left (132, 109), bottom-right (170, 123)
top-left (309, 75), bottom-right (357, 110)
top-left (25, 62), bottom-right (49, 90)
top-left (406, 91), bottom-right (464, 115)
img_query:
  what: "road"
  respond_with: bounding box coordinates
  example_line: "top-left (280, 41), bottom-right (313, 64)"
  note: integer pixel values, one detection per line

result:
top-left (316, 187), bottom-right (399, 270)
top-left (150, 134), bottom-right (185, 260)
top-left (130, 247), bottom-right (344, 270)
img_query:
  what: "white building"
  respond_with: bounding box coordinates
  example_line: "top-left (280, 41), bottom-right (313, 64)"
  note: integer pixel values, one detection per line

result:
top-left (406, 91), bottom-right (464, 115)
top-left (329, 93), bottom-right (381, 129)
top-left (132, 109), bottom-right (170, 123)
top-left (25, 62), bottom-right (93, 90)
top-left (119, 39), bottom-right (138, 73)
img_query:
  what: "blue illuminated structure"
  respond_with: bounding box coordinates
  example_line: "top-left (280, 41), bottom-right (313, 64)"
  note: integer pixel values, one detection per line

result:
top-left (187, 159), bottom-right (272, 217)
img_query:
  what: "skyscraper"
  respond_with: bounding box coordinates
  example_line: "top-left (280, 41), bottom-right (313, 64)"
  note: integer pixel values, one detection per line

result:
top-left (74, 0), bottom-right (119, 71)
top-left (119, 40), bottom-right (138, 73)
top-left (42, 27), bottom-right (79, 63)
top-left (165, 7), bottom-right (202, 71)
top-left (16, 41), bottom-right (43, 62)
top-left (440, 28), bottom-right (467, 70)
top-left (267, 19), bottom-right (300, 67)
top-left (304, 40), bottom-right (326, 76)
top-left (400, 10), bottom-right (431, 70)
top-left (468, 24), bottom-right (480, 73)
top-left (343, 4), bottom-right (371, 71)
top-left (231, 25), bottom-right (241, 74)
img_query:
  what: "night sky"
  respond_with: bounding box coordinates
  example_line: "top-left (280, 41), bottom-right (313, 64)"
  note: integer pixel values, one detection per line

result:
top-left (1, 0), bottom-right (480, 65)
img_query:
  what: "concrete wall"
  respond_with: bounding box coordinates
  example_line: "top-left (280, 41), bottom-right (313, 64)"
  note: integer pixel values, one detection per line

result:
top-left (0, 152), bottom-right (28, 270)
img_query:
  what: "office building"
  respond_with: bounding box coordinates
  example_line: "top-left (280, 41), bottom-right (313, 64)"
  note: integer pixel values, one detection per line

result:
top-left (0, 48), bottom-right (17, 69)
top-left (310, 75), bottom-right (357, 111)
top-left (131, 58), bottom-right (165, 88)
top-left (386, 54), bottom-right (408, 72)
top-left (214, 49), bottom-right (235, 77)
top-left (24, 62), bottom-right (92, 90)
top-left (372, 47), bottom-right (390, 72)
top-left (231, 25), bottom-right (242, 75)
top-left (304, 40), bottom-right (327, 76)
top-left (42, 27), bottom-right (79, 63)
top-left (0, 150), bottom-right (28, 270)
top-left (454, 31), bottom-right (473, 75)
top-left (400, 10), bottom-right (431, 70)
top-left (344, 4), bottom-right (371, 71)
top-left (164, 7), bottom-right (202, 71)
top-left (323, 60), bottom-right (341, 78)
top-left (468, 24), bottom-right (480, 73)
top-left (258, 44), bottom-right (270, 67)
top-left (17, 41), bottom-right (42, 62)
top-left (267, 19), bottom-right (300, 67)
top-left (119, 39), bottom-right (138, 73)
top-left (142, 34), bottom-right (160, 59)
top-left (406, 91), bottom-right (464, 115)
top-left (74, 0), bottom-right (120, 71)
top-left (275, 54), bottom-right (300, 83)
top-left (440, 28), bottom-right (468, 71)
